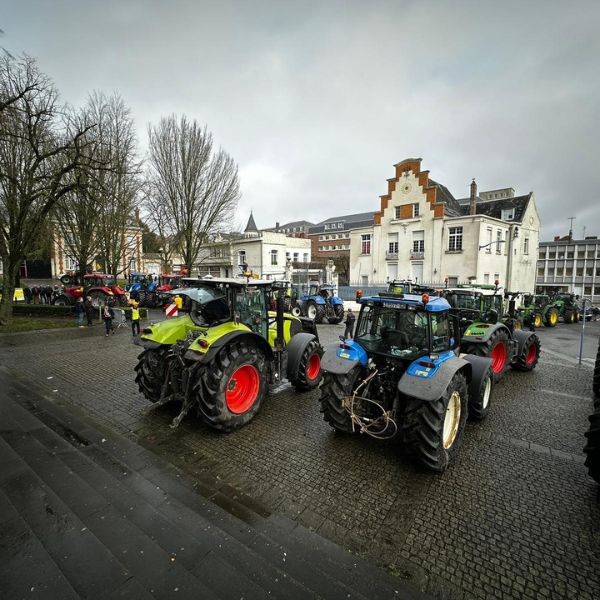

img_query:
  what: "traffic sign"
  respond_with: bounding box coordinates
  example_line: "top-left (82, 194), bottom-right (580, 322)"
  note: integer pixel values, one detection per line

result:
top-left (165, 303), bottom-right (178, 317)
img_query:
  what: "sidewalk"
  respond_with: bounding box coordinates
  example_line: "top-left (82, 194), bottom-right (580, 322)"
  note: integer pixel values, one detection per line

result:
top-left (0, 366), bottom-right (425, 599)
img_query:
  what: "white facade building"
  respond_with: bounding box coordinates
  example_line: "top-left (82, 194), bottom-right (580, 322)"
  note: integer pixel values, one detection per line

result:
top-left (349, 158), bottom-right (540, 292)
top-left (196, 213), bottom-right (311, 280)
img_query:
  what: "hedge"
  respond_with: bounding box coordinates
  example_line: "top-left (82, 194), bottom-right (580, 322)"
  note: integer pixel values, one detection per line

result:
top-left (12, 304), bottom-right (148, 318)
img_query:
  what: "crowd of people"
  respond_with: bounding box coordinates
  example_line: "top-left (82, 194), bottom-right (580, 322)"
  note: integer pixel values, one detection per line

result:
top-left (22, 285), bottom-right (57, 304)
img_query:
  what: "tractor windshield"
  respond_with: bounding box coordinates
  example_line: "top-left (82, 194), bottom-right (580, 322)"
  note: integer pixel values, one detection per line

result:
top-left (355, 304), bottom-right (432, 359)
top-left (102, 276), bottom-right (116, 287)
top-left (181, 286), bottom-right (231, 327)
top-left (451, 293), bottom-right (480, 311)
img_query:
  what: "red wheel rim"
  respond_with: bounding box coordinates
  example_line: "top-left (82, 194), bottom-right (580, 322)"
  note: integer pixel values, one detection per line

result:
top-left (226, 364), bottom-right (260, 414)
top-left (489, 342), bottom-right (507, 374)
top-left (526, 343), bottom-right (537, 365)
top-left (306, 353), bottom-right (321, 380)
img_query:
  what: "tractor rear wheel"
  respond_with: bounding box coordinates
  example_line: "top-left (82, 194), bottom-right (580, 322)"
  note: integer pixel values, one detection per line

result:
top-left (402, 371), bottom-right (468, 472)
top-left (60, 274), bottom-right (73, 285)
top-left (533, 313), bottom-right (543, 329)
top-left (289, 338), bottom-right (323, 391)
top-left (593, 339), bottom-right (600, 399)
top-left (463, 329), bottom-right (512, 383)
top-left (544, 308), bottom-right (558, 327)
top-left (291, 303), bottom-right (302, 317)
top-left (307, 301), bottom-right (325, 324)
top-left (328, 304), bottom-right (344, 325)
top-left (511, 334), bottom-right (540, 372)
top-left (135, 347), bottom-right (169, 402)
top-left (196, 340), bottom-right (268, 432)
top-left (52, 295), bottom-right (71, 306)
top-left (468, 367), bottom-right (493, 421)
top-left (564, 309), bottom-right (574, 324)
top-left (89, 290), bottom-right (108, 308)
top-left (584, 406), bottom-right (600, 484)
top-left (319, 371), bottom-right (358, 434)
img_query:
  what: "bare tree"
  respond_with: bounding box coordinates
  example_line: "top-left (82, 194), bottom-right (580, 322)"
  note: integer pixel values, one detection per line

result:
top-left (146, 115), bottom-right (240, 273)
top-left (0, 54), bottom-right (93, 324)
top-left (142, 181), bottom-right (177, 272)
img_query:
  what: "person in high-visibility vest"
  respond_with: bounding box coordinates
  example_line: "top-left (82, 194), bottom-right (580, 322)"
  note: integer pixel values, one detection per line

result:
top-left (174, 295), bottom-right (183, 310)
top-left (131, 301), bottom-right (141, 337)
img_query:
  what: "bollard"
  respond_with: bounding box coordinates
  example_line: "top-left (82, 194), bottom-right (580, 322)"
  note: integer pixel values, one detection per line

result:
top-left (578, 298), bottom-right (586, 365)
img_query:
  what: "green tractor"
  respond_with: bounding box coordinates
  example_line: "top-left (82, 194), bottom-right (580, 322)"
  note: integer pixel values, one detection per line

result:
top-left (517, 294), bottom-right (560, 329)
top-left (135, 278), bottom-right (323, 432)
top-left (319, 291), bottom-right (495, 472)
top-left (551, 293), bottom-right (581, 324)
top-left (443, 285), bottom-right (541, 383)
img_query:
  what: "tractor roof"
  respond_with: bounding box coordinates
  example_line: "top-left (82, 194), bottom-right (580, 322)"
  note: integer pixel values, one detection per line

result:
top-left (130, 272), bottom-right (146, 276)
top-left (362, 292), bottom-right (451, 312)
top-left (446, 287), bottom-right (500, 296)
top-left (181, 277), bottom-right (274, 287)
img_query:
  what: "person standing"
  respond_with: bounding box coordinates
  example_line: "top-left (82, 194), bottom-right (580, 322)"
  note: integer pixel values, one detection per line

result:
top-left (131, 301), bottom-right (141, 337)
top-left (84, 295), bottom-right (94, 326)
top-left (75, 297), bottom-right (86, 327)
top-left (102, 303), bottom-right (115, 337)
top-left (344, 308), bottom-right (356, 339)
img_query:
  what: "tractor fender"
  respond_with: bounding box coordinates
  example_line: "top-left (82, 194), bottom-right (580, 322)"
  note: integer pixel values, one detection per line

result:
top-left (462, 322), bottom-right (510, 345)
top-left (460, 354), bottom-right (493, 404)
top-left (320, 341), bottom-right (367, 375)
top-left (298, 317), bottom-right (319, 339)
top-left (310, 296), bottom-right (326, 305)
top-left (330, 296), bottom-right (344, 306)
top-left (398, 356), bottom-right (471, 402)
top-left (512, 329), bottom-right (539, 356)
top-left (192, 330), bottom-right (274, 364)
top-left (286, 333), bottom-right (321, 381)
top-left (140, 339), bottom-right (163, 350)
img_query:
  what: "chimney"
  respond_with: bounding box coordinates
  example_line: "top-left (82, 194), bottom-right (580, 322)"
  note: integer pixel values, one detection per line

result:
top-left (276, 221), bottom-right (280, 230)
top-left (469, 179), bottom-right (478, 216)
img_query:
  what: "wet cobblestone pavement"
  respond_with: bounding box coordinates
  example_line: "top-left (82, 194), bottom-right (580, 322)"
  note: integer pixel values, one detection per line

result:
top-left (2, 320), bottom-right (600, 599)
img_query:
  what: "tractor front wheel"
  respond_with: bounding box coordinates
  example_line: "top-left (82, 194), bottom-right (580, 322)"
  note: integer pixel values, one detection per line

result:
top-left (52, 295), bottom-right (71, 306)
top-left (291, 303), bottom-right (302, 317)
top-left (533, 313), bottom-right (543, 329)
top-left (328, 304), bottom-right (344, 325)
top-left (319, 371), bottom-right (358, 434)
top-left (511, 335), bottom-right (541, 372)
top-left (307, 301), bottom-right (325, 324)
top-left (545, 308), bottom-right (558, 327)
top-left (135, 347), bottom-right (169, 402)
top-left (468, 367), bottom-right (493, 421)
top-left (289, 338), bottom-right (323, 392)
top-left (196, 341), bottom-right (268, 432)
top-left (564, 309), bottom-right (574, 324)
top-left (402, 371), bottom-right (468, 472)
top-left (584, 406), bottom-right (600, 484)
top-left (464, 329), bottom-right (512, 383)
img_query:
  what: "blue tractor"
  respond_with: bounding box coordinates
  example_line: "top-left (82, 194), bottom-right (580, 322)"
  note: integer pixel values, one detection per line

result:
top-left (319, 291), bottom-right (494, 472)
top-left (125, 273), bottom-right (157, 303)
top-left (294, 283), bottom-right (344, 324)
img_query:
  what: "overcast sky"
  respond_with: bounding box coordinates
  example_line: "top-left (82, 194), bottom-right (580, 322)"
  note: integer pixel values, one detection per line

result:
top-left (3, 0), bottom-right (599, 240)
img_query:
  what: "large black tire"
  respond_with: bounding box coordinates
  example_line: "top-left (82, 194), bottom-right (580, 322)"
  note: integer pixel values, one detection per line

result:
top-left (401, 371), bottom-right (468, 472)
top-left (291, 303), bottom-right (302, 317)
top-left (468, 367), bottom-right (493, 421)
top-left (544, 307), bottom-right (558, 327)
top-left (511, 334), bottom-right (541, 372)
top-left (584, 407), bottom-right (600, 484)
top-left (564, 309), bottom-right (574, 324)
top-left (306, 301), bottom-right (325, 324)
top-left (327, 303), bottom-right (344, 325)
top-left (319, 370), bottom-right (359, 434)
top-left (593, 338), bottom-right (600, 399)
top-left (135, 347), bottom-right (169, 402)
top-left (531, 312), bottom-right (543, 329)
top-left (52, 295), bottom-right (71, 306)
top-left (462, 329), bottom-right (512, 383)
top-left (195, 340), bottom-right (268, 432)
top-left (60, 274), bottom-right (73, 285)
top-left (289, 338), bottom-right (323, 392)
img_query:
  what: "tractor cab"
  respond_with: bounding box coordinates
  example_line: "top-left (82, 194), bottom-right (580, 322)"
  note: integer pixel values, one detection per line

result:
top-left (387, 279), bottom-right (414, 295)
top-left (443, 286), bottom-right (504, 333)
top-left (157, 274), bottom-right (182, 292)
top-left (126, 272), bottom-right (147, 289)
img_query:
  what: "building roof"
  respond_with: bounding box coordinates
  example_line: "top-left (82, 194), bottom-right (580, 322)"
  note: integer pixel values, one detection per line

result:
top-left (244, 212), bottom-right (259, 233)
top-left (427, 178), bottom-right (463, 217)
top-left (540, 236), bottom-right (600, 246)
top-left (308, 211), bottom-right (375, 234)
top-left (263, 219), bottom-right (315, 232)
top-left (455, 192), bottom-right (532, 222)
top-left (317, 211), bottom-right (375, 225)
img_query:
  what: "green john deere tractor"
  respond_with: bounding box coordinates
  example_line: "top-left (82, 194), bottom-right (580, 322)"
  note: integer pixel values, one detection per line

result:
top-left (551, 293), bottom-right (581, 324)
top-left (443, 285), bottom-right (541, 383)
top-left (135, 278), bottom-right (323, 432)
top-left (518, 294), bottom-right (559, 328)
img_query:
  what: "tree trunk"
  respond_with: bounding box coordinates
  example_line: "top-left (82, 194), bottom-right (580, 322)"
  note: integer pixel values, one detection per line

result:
top-left (0, 261), bottom-right (19, 325)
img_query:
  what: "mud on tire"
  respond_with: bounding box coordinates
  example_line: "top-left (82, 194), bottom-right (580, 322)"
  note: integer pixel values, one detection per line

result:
top-left (511, 334), bottom-right (540, 372)
top-left (289, 338), bottom-right (323, 392)
top-left (319, 370), bottom-right (359, 434)
top-left (135, 347), bottom-right (169, 402)
top-left (401, 371), bottom-right (468, 472)
top-left (195, 340), bottom-right (268, 432)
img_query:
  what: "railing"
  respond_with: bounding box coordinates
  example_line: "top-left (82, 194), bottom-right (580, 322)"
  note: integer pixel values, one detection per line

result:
top-left (410, 252), bottom-right (424, 260)
top-left (385, 251), bottom-right (398, 260)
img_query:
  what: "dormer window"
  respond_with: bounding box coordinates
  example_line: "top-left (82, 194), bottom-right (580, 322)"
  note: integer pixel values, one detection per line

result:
top-left (501, 208), bottom-right (515, 221)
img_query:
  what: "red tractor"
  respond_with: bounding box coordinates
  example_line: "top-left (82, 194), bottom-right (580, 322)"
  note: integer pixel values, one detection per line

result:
top-left (156, 273), bottom-right (182, 293)
top-left (52, 273), bottom-right (128, 307)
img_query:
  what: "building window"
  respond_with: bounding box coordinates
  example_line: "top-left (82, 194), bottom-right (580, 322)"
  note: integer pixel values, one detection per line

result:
top-left (585, 286), bottom-right (592, 295)
top-left (303, 253), bottom-right (308, 262)
top-left (496, 230), bottom-right (503, 254)
top-left (293, 252), bottom-right (298, 261)
top-left (524, 238), bottom-right (529, 255)
top-left (324, 224), bottom-right (330, 230)
top-left (501, 208), bottom-right (515, 220)
top-left (577, 267), bottom-right (584, 276)
top-left (548, 250), bottom-right (556, 259)
top-left (595, 286), bottom-right (600, 296)
top-left (361, 234), bottom-right (372, 255)
top-left (494, 273), bottom-right (500, 283)
top-left (388, 241), bottom-right (398, 254)
top-left (361, 275), bottom-right (368, 286)
top-left (413, 204), bottom-right (420, 218)
top-left (486, 228), bottom-right (492, 254)
top-left (586, 266), bottom-right (593, 276)
top-left (413, 239), bottom-right (424, 253)
top-left (394, 206), bottom-right (400, 220)
top-left (271, 250), bottom-right (278, 265)
top-left (548, 268), bottom-right (554, 277)
top-left (566, 267), bottom-right (573, 277)
top-left (448, 227), bottom-right (463, 252)
top-left (483, 273), bottom-right (490, 284)
top-left (238, 250), bottom-right (246, 266)
top-left (537, 267), bottom-right (544, 277)
top-left (65, 255), bottom-right (78, 271)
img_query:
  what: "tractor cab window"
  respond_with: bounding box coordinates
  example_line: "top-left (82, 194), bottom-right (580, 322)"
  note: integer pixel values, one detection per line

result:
top-left (355, 304), bottom-right (430, 359)
top-left (188, 285), bottom-right (231, 327)
top-left (481, 295), bottom-right (503, 320)
top-left (451, 293), bottom-right (479, 311)
top-left (431, 312), bottom-right (450, 352)
top-left (235, 286), bottom-right (268, 338)
top-left (103, 276), bottom-right (115, 287)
